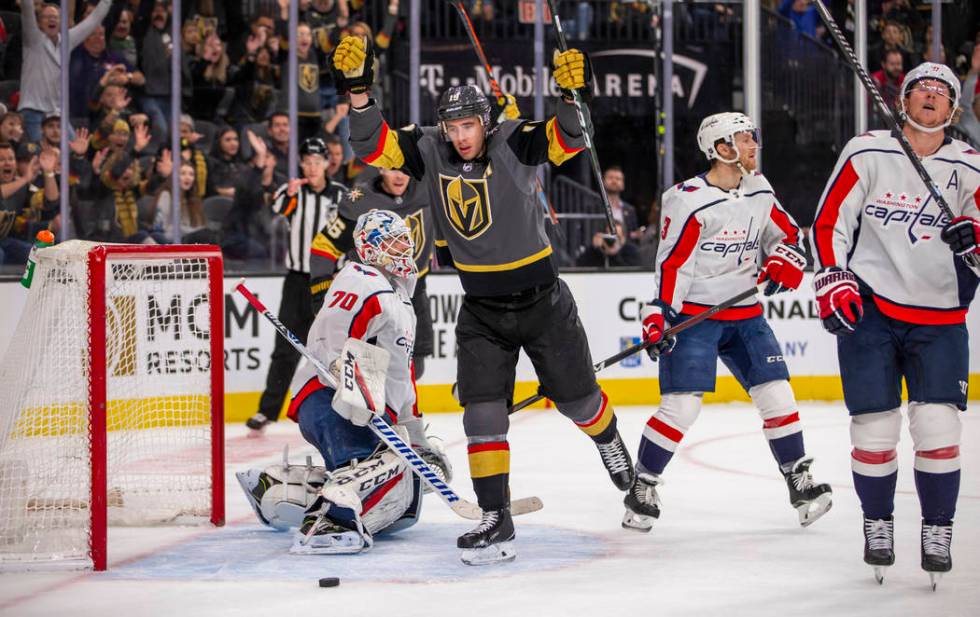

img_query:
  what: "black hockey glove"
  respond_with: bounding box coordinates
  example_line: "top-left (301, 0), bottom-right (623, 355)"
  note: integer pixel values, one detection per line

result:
top-left (941, 216), bottom-right (980, 257)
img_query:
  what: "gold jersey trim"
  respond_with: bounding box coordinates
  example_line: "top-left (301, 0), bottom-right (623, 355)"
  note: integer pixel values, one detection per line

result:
top-left (453, 245), bottom-right (553, 272)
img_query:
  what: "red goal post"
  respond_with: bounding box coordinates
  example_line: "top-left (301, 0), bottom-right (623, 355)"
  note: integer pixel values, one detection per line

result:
top-left (0, 242), bottom-right (225, 571)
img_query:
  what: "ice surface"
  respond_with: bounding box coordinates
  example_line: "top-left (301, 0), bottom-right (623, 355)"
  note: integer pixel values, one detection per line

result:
top-left (1, 404), bottom-right (977, 617)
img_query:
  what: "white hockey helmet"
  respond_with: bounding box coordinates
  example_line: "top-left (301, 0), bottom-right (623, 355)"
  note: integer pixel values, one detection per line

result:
top-left (899, 62), bottom-right (961, 133)
top-left (696, 112), bottom-right (761, 164)
top-left (353, 209), bottom-right (417, 278)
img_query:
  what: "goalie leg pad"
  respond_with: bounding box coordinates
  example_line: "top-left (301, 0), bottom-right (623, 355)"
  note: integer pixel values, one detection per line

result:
top-left (326, 447), bottom-right (420, 536)
top-left (297, 387), bottom-right (381, 470)
top-left (236, 463), bottom-right (327, 531)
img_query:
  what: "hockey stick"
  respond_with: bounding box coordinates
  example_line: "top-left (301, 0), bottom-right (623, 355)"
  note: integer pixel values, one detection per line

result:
top-left (444, 0), bottom-right (561, 228)
top-left (810, 0), bottom-right (980, 269)
top-left (509, 284), bottom-right (764, 413)
top-left (234, 280), bottom-right (543, 520)
top-left (544, 0), bottom-right (619, 238)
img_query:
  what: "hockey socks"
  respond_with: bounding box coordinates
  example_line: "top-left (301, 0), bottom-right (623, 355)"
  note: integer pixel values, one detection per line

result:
top-left (637, 415), bottom-right (681, 475)
top-left (570, 390), bottom-right (615, 439)
top-left (914, 447), bottom-right (960, 525)
top-left (467, 439), bottom-right (510, 511)
top-left (851, 448), bottom-right (898, 520)
top-left (764, 414), bottom-right (805, 471)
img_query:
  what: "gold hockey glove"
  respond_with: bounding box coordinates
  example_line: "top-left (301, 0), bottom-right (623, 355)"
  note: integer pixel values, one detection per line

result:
top-left (332, 35), bottom-right (374, 94)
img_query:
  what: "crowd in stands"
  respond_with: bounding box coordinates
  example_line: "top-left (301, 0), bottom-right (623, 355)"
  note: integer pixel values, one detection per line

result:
top-left (0, 0), bottom-right (398, 268)
top-left (0, 1), bottom-right (978, 271)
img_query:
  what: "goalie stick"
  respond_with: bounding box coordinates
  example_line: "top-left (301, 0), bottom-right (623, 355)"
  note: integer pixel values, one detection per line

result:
top-left (811, 0), bottom-right (980, 269)
top-left (234, 279), bottom-right (543, 520)
top-left (509, 284), bottom-right (764, 413)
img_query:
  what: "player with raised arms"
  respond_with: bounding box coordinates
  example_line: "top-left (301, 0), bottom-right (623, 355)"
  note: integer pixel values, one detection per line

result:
top-left (237, 210), bottom-right (437, 555)
top-left (334, 34), bottom-right (635, 565)
top-left (625, 112), bottom-right (833, 532)
top-left (811, 62), bottom-right (979, 587)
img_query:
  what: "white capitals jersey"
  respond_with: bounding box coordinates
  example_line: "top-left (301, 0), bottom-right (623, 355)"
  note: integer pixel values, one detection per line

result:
top-left (655, 172), bottom-right (800, 319)
top-left (810, 131), bottom-right (980, 324)
top-left (287, 262), bottom-right (418, 423)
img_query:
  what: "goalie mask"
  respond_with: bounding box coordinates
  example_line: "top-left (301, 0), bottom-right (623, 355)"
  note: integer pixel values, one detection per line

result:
top-left (899, 62), bottom-right (961, 134)
top-left (696, 112), bottom-right (762, 172)
top-left (437, 85), bottom-right (493, 141)
top-left (353, 210), bottom-right (417, 278)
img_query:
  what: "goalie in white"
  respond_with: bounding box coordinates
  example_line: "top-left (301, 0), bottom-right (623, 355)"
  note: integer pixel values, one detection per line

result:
top-left (236, 210), bottom-right (451, 554)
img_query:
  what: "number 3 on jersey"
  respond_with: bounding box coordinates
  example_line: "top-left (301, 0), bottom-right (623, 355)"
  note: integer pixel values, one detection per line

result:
top-left (329, 291), bottom-right (359, 310)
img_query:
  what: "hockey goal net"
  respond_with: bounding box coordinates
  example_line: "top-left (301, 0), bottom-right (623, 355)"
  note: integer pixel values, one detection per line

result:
top-left (0, 241), bottom-right (224, 570)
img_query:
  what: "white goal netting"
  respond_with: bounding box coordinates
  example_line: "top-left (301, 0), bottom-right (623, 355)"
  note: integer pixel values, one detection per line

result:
top-left (0, 241), bottom-right (222, 569)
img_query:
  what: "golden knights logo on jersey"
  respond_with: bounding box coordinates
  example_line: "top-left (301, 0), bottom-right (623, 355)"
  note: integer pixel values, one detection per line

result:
top-left (299, 64), bottom-right (319, 93)
top-left (403, 209), bottom-right (426, 261)
top-left (439, 174), bottom-right (492, 239)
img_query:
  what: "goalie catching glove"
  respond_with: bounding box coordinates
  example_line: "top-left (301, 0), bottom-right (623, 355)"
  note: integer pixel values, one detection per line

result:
top-left (331, 35), bottom-right (375, 94)
top-left (757, 243), bottom-right (807, 296)
top-left (640, 302), bottom-right (676, 361)
top-left (331, 338), bottom-right (390, 426)
top-left (552, 48), bottom-right (594, 102)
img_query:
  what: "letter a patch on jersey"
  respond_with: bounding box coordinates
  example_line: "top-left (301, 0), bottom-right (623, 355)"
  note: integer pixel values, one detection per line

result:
top-left (439, 174), bottom-right (493, 239)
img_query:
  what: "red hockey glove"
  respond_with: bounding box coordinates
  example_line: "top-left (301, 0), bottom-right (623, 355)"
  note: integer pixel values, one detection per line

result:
top-left (757, 243), bottom-right (807, 296)
top-left (640, 302), bottom-right (676, 360)
top-left (813, 267), bottom-right (863, 336)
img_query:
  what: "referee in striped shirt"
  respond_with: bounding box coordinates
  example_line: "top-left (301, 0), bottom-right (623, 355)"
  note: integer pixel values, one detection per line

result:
top-left (247, 137), bottom-right (347, 432)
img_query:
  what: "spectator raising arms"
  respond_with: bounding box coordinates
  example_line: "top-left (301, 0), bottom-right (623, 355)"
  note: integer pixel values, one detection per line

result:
top-left (19, 0), bottom-right (113, 142)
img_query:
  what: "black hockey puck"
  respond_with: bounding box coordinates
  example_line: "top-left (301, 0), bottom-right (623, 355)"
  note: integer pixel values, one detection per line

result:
top-left (318, 577), bottom-right (340, 588)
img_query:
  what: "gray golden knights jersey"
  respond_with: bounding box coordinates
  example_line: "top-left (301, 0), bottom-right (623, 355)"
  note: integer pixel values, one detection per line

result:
top-left (348, 99), bottom-right (587, 296)
top-left (308, 174), bottom-right (434, 307)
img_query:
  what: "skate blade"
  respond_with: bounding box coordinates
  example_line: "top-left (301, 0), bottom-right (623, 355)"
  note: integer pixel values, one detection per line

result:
top-left (797, 493), bottom-right (833, 527)
top-left (246, 428), bottom-right (267, 439)
top-left (460, 541), bottom-right (517, 566)
top-left (929, 572), bottom-right (943, 591)
top-left (621, 510), bottom-right (655, 533)
top-left (873, 565), bottom-right (888, 585)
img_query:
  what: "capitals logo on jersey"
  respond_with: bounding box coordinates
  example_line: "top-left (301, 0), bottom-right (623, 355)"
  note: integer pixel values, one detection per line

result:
top-left (699, 217), bottom-right (760, 264)
top-left (438, 174), bottom-right (493, 239)
top-left (864, 190), bottom-right (947, 245)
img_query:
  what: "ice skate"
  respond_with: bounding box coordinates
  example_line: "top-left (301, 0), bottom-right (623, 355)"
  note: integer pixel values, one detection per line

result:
top-left (921, 522), bottom-right (953, 591)
top-left (622, 472), bottom-right (662, 532)
top-left (863, 516), bottom-right (895, 584)
top-left (782, 456), bottom-right (832, 527)
top-left (289, 511), bottom-right (372, 555)
top-left (245, 413), bottom-right (273, 436)
top-left (595, 430), bottom-right (635, 491)
top-left (458, 507), bottom-right (516, 566)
